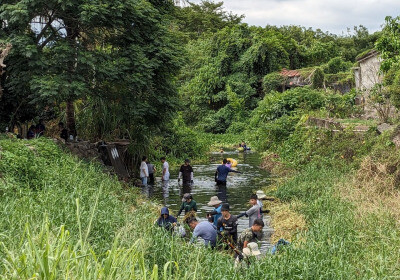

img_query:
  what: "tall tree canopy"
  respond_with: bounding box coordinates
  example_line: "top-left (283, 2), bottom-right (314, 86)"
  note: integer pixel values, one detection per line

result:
top-left (0, 0), bottom-right (181, 140)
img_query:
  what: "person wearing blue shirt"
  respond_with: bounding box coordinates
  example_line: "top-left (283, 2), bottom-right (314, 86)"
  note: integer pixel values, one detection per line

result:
top-left (215, 159), bottom-right (241, 185)
top-left (188, 218), bottom-right (217, 248)
top-left (156, 207), bottom-right (177, 232)
top-left (206, 196), bottom-right (222, 226)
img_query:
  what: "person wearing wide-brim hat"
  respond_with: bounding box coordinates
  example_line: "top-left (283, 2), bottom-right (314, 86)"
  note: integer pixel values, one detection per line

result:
top-left (206, 196), bottom-right (223, 227)
top-left (243, 242), bottom-right (261, 257)
top-left (234, 242), bottom-right (262, 267)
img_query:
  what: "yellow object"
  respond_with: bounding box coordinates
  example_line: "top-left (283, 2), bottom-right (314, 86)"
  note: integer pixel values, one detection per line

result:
top-left (226, 158), bottom-right (238, 167)
top-left (238, 147), bottom-right (245, 152)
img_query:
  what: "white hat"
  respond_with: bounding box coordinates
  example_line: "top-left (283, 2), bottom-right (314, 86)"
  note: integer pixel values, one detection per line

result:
top-left (256, 190), bottom-right (266, 199)
top-left (243, 242), bottom-right (261, 257)
top-left (207, 196), bottom-right (222, 206)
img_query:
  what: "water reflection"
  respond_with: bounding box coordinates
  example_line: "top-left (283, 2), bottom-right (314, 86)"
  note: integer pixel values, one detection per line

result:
top-left (142, 151), bottom-right (274, 253)
top-left (216, 184), bottom-right (228, 203)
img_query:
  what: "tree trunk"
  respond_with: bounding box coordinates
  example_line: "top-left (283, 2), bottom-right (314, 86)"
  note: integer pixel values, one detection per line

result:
top-left (66, 100), bottom-right (76, 137)
top-left (64, 19), bottom-right (79, 138)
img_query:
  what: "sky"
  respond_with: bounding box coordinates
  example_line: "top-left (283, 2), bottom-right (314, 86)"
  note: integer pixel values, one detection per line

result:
top-left (189, 0), bottom-right (400, 35)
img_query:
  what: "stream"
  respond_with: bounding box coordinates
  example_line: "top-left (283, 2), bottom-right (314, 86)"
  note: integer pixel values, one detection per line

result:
top-left (142, 150), bottom-right (274, 253)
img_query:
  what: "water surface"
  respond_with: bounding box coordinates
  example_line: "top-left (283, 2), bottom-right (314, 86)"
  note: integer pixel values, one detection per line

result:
top-left (143, 151), bottom-right (274, 252)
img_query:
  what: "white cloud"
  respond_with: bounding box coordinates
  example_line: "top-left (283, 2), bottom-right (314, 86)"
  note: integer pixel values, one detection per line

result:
top-left (190, 0), bottom-right (400, 34)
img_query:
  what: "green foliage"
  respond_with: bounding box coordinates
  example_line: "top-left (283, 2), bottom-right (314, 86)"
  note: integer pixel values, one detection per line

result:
top-left (249, 87), bottom-right (359, 150)
top-left (160, 116), bottom-right (209, 159)
top-left (376, 16), bottom-right (400, 72)
top-left (312, 67), bottom-right (325, 89)
top-left (251, 114), bottom-right (300, 151)
top-left (0, 0), bottom-right (182, 163)
top-left (251, 87), bottom-right (326, 125)
top-left (174, 0), bottom-right (243, 41)
top-left (262, 72), bottom-right (285, 94)
top-left (323, 57), bottom-right (353, 74)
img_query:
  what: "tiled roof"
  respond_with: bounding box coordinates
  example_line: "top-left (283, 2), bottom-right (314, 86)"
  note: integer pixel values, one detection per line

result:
top-left (280, 68), bottom-right (301, 77)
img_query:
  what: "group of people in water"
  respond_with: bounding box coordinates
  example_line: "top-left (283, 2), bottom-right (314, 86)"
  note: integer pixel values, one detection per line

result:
top-left (156, 190), bottom-right (273, 265)
top-left (148, 157), bottom-right (288, 265)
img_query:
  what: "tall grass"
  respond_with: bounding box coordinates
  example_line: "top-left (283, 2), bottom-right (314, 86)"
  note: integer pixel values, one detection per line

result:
top-left (1, 138), bottom-right (399, 279)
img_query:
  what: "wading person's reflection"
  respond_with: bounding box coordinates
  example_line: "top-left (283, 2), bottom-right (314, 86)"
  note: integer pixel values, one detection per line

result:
top-left (216, 184), bottom-right (228, 203)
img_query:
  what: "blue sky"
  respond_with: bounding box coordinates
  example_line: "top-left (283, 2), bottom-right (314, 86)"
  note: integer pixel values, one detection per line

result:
top-left (189, 0), bottom-right (400, 34)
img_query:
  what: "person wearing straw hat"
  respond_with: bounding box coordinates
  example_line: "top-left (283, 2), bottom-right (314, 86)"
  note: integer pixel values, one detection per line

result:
top-left (206, 196), bottom-right (222, 227)
top-left (243, 242), bottom-right (261, 258)
top-left (234, 242), bottom-right (262, 267)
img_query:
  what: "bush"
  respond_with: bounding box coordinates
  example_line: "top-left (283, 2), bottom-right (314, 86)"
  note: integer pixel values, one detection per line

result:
top-left (160, 116), bottom-right (209, 159)
top-left (262, 72), bottom-right (285, 94)
top-left (251, 114), bottom-right (300, 150)
top-left (251, 87), bottom-right (326, 126)
top-left (323, 57), bottom-right (353, 74)
top-left (312, 67), bottom-right (325, 89)
top-left (201, 106), bottom-right (234, 134)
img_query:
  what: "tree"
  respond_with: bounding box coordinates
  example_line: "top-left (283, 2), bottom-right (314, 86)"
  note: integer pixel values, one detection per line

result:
top-left (174, 0), bottom-right (243, 41)
top-left (1, 0), bottom-right (181, 144)
top-left (376, 16), bottom-right (400, 72)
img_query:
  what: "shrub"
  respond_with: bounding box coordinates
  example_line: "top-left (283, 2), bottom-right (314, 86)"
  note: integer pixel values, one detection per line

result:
top-left (262, 72), bottom-right (285, 94)
top-left (323, 57), bottom-right (353, 74)
top-left (251, 87), bottom-right (326, 126)
top-left (312, 67), bottom-right (325, 89)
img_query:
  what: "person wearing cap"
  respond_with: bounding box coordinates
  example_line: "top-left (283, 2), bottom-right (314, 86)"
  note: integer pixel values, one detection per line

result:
top-left (178, 159), bottom-right (194, 186)
top-left (215, 159), bottom-right (241, 186)
top-left (188, 218), bottom-right (217, 248)
top-left (255, 190), bottom-right (269, 219)
top-left (237, 194), bottom-right (261, 228)
top-left (206, 196), bottom-right (222, 227)
top-left (177, 193), bottom-right (197, 216)
top-left (237, 218), bottom-right (264, 251)
top-left (217, 203), bottom-right (238, 244)
top-left (156, 207), bottom-right (177, 232)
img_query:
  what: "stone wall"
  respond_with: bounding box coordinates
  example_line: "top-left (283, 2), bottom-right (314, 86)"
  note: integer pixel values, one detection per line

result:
top-left (307, 117), bottom-right (343, 130)
top-left (64, 141), bottom-right (102, 162)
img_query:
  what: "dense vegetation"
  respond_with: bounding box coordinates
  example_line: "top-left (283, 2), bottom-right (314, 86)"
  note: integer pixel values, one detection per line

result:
top-left (0, 0), bottom-right (381, 163)
top-left (2, 1), bottom-right (400, 279)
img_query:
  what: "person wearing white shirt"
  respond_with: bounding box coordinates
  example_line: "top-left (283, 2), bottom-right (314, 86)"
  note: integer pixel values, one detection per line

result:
top-left (160, 157), bottom-right (170, 189)
top-left (140, 156), bottom-right (149, 186)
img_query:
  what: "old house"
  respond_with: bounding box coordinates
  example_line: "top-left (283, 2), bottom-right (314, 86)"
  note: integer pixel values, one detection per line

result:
top-left (353, 50), bottom-right (382, 91)
top-left (280, 68), bottom-right (307, 90)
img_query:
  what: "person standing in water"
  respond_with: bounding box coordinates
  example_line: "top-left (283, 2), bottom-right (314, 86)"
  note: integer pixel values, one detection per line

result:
top-left (178, 159), bottom-right (194, 186)
top-left (147, 160), bottom-right (156, 185)
top-left (217, 203), bottom-right (239, 244)
top-left (206, 196), bottom-right (223, 227)
top-left (215, 159), bottom-right (241, 185)
top-left (160, 157), bottom-right (170, 187)
top-left (140, 156), bottom-right (149, 186)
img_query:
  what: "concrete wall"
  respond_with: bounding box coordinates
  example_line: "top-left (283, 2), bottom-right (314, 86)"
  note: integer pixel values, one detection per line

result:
top-left (357, 55), bottom-right (382, 91)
